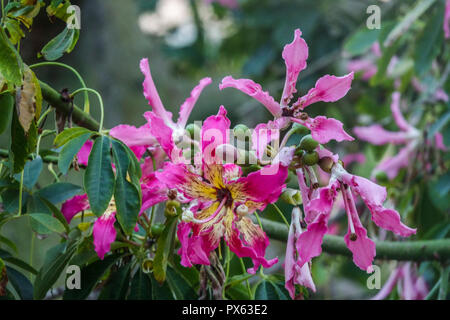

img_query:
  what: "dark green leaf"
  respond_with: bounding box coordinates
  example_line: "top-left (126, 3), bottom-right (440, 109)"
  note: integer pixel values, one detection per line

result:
top-left (111, 139), bottom-right (140, 234)
top-left (98, 264), bottom-right (131, 300)
top-left (54, 127), bottom-right (93, 148)
top-left (40, 27), bottom-right (79, 61)
top-left (150, 273), bottom-right (174, 300)
top-left (58, 132), bottom-right (91, 174)
top-left (127, 269), bottom-right (152, 300)
top-left (29, 213), bottom-right (66, 234)
top-left (84, 136), bottom-right (115, 217)
top-left (6, 266), bottom-right (33, 300)
top-left (254, 280), bottom-right (289, 300)
top-left (166, 266), bottom-right (197, 300)
top-left (153, 216), bottom-right (178, 284)
top-left (10, 111), bottom-right (37, 174)
top-left (63, 253), bottom-right (123, 300)
top-left (0, 29), bottom-right (23, 86)
top-left (0, 93), bottom-right (14, 135)
top-left (40, 197), bottom-right (70, 233)
top-left (36, 182), bottom-right (82, 204)
top-left (13, 156), bottom-right (42, 190)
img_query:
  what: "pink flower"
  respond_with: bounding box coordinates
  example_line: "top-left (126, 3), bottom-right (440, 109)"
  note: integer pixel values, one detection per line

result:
top-left (354, 91), bottom-right (446, 180)
top-left (156, 107), bottom-right (286, 273)
top-left (285, 207), bottom-right (316, 299)
top-left (76, 140), bottom-right (93, 166)
top-left (140, 58), bottom-right (212, 161)
top-left (372, 263), bottom-right (428, 300)
top-left (93, 210), bottom-right (117, 260)
top-left (346, 43), bottom-right (381, 81)
top-left (61, 194), bottom-right (90, 223)
top-left (296, 159), bottom-right (416, 271)
top-left (220, 28), bottom-right (354, 148)
top-left (109, 124), bottom-right (156, 160)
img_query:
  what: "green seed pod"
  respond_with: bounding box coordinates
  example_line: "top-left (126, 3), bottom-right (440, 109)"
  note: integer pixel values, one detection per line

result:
top-left (318, 156), bottom-right (335, 173)
top-left (292, 123), bottom-right (309, 135)
top-left (242, 164), bottom-right (261, 175)
top-left (164, 200), bottom-right (180, 217)
top-left (299, 134), bottom-right (319, 152)
top-left (185, 123), bottom-right (201, 138)
top-left (151, 223), bottom-right (165, 237)
top-left (302, 151), bottom-right (319, 166)
top-left (280, 188), bottom-right (302, 205)
top-left (233, 124), bottom-right (250, 140)
top-left (294, 147), bottom-right (304, 157)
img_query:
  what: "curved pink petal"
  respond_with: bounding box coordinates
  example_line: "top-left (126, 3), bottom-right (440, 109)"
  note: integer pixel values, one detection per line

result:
top-left (372, 267), bottom-right (401, 300)
top-left (237, 164), bottom-right (288, 207)
top-left (281, 28), bottom-right (309, 106)
top-left (353, 124), bottom-right (408, 145)
top-left (177, 77), bottom-right (212, 128)
top-left (219, 76), bottom-right (282, 117)
top-left (390, 92), bottom-right (412, 132)
top-left (226, 216), bottom-right (278, 274)
top-left (342, 153), bottom-right (366, 166)
top-left (374, 147), bottom-right (410, 180)
top-left (371, 207), bottom-right (416, 237)
top-left (93, 212), bottom-right (117, 260)
top-left (140, 58), bottom-right (173, 126)
top-left (295, 72), bottom-right (354, 109)
top-left (61, 194), bottom-right (90, 223)
top-left (344, 224), bottom-right (376, 271)
top-left (109, 124), bottom-right (156, 147)
top-left (77, 140), bottom-right (93, 166)
top-left (347, 59), bottom-right (377, 81)
top-left (201, 106), bottom-right (231, 164)
top-left (177, 222), bottom-right (211, 267)
top-left (296, 213), bottom-right (329, 267)
top-left (295, 116), bottom-right (354, 144)
top-left (145, 111), bottom-right (180, 161)
top-left (343, 173), bottom-right (387, 207)
top-left (251, 120), bottom-right (281, 160)
top-left (435, 132), bottom-right (447, 151)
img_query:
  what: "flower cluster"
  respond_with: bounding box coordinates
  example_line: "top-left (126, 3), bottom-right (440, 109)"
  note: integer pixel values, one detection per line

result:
top-left (60, 28), bottom-right (416, 299)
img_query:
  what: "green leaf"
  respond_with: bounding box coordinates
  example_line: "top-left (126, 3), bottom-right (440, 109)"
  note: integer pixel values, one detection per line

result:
top-left (0, 93), bottom-right (14, 135)
top-left (166, 266), bottom-right (197, 299)
top-left (58, 132), bottom-right (91, 174)
top-left (16, 66), bottom-right (42, 133)
top-left (383, 0), bottom-right (436, 47)
top-left (40, 27), bottom-right (80, 61)
top-left (153, 216), bottom-right (178, 284)
top-left (29, 213), bottom-right (66, 234)
top-left (10, 110), bottom-right (37, 174)
top-left (343, 27), bottom-right (380, 57)
top-left (63, 253), bottom-right (123, 300)
top-left (254, 280), bottom-right (289, 300)
top-left (414, 2), bottom-right (444, 76)
top-left (0, 28), bottom-right (23, 86)
top-left (13, 156), bottom-right (42, 190)
top-left (6, 266), bottom-right (33, 300)
top-left (84, 136), bottom-right (115, 217)
top-left (36, 182), bottom-right (82, 204)
top-left (150, 273), bottom-right (174, 300)
top-left (33, 241), bottom-right (78, 299)
top-left (54, 127), bottom-right (93, 148)
top-left (0, 235), bottom-right (17, 253)
top-left (127, 269), bottom-right (152, 300)
top-left (40, 197), bottom-right (70, 233)
top-left (111, 139), bottom-right (141, 234)
top-left (98, 264), bottom-right (131, 300)
top-left (2, 256), bottom-right (37, 275)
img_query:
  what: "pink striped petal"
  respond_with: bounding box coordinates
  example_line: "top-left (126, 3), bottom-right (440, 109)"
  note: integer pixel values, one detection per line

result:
top-left (177, 77), bottom-right (212, 128)
top-left (353, 124), bottom-right (408, 145)
top-left (93, 212), bottom-right (117, 260)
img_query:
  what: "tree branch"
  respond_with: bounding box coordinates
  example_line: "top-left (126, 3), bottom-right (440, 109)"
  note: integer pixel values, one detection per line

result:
top-left (39, 81), bottom-right (99, 131)
top-left (261, 218), bottom-right (450, 262)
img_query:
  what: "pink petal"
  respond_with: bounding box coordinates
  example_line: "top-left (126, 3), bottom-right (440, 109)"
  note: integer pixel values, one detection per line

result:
top-left (295, 72), bottom-right (354, 109)
top-left (435, 132), bottom-right (447, 151)
top-left (372, 267), bottom-right (401, 300)
top-left (343, 173), bottom-right (387, 207)
top-left (226, 216), bottom-right (278, 274)
top-left (347, 59), bottom-right (377, 81)
top-left (371, 207), bottom-right (416, 237)
top-left (61, 194), bottom-right (90, 223)
top-left (145, 111), bottom-right (180, 161)
top-left (109, 124), bottom-right (156, 147)
top-left (251, 119), bottom-right (283, 160)
top-left (281, 29), bottom-right (309, 106)
top-left (177, 77), bottom-right (212, 128)
top-left (93, 212), bottom-right (117, 260)
top-left (342, 153), bottom-right (366, 166)
top-left (236, 164), bottom-right (288, 208)
top-left (201, 106), bottom-right (231, 164)
top-left (140, 58), bottom-right (173, 126)
top-left (296, 213), bottom-right (329, 267)
top-left (344, 224), bottom-right (376, 271)
top-left (219, 76), bottom-right (282, 117)
top-left (390, 92), bottom-right (412, 132)
top-left (177, 222), bottom-right (211, 267)
top-left (353, 124), bottom-right (408, 145)
top-left (76, 140), bottom-right (93, 166)
top-left (294, 116), bottom-right (354, 144)
top-left (374, 147), bottom-right (410, 180)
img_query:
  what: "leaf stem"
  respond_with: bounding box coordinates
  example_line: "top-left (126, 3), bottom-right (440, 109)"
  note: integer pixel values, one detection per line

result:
top-left (438, 265), bottom-right (449, 300)
top-left (16, 170), bottom-right (24, 217)
top-left (30, 62), bottom-right (90, 113)
top-left (239, 258), bottom-right (252, 299)
top-left (271, 203), bottom-right (290, 228)
top-left (70, 88), bottom-right (104, 133)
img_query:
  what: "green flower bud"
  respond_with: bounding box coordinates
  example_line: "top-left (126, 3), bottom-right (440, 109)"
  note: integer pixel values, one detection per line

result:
top-left (164, 200), bottom-right (180, 217)
top-left (185, 123), bottom-right (201, 138)
top-left (299, 134), bottom-right (319, 152)
top-left (294, 147), bottom-right (304, 157)
top-left (302, 151), bottom-right (319, 166)
top-left (292, 123), bottom-right (309, 135)
top-left (151, 223), bottom-right (165, 237)
top-left (233, 124), bottom-right (250, 140)
top-left (142, 259), bottom-right (153, 274)
top-left (242, 164), bottom-right (261, 175)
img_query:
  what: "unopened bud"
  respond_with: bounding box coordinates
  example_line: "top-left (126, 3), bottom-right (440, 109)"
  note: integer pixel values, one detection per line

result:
top-left (142, 259), bottom-right (153, 273)
top-left (185, 123), bottom-right (201, 138)
top-left (299, 134), bottom-right (319, 152)
top-left (292, 123), bottom-right (309, 135)
top-left (233, 124), bottom-right (250, 140)
top-left (318, 156), bottom-right (335, 173)
top-left (165, 200), bottom-right (181, 217)
top-left (281, 188), bottom-right (302, 205)
top-left (151, 223), bottom-right (165, 237)
top-left (302, 151), bottom-right (319, 166)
